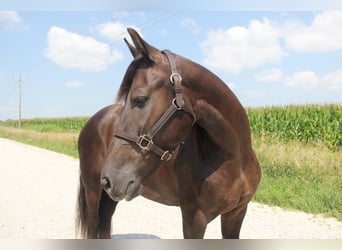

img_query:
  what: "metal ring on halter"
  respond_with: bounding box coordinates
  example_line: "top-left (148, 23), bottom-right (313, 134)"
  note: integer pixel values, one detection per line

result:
top-left (172, 98), bottom-right (183, 110)
top-left (137, 135), bottom-right (153, 151)
top-left (160, 151), bottom-right (172, 161)
top-left (170, 73), bottom-right (182, 84)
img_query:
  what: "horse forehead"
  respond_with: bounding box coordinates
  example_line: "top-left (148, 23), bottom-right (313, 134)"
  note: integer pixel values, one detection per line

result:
top-left (131, 65), bottom-right (150, 81)
top-left (132, 65), bottom-right (167, 89)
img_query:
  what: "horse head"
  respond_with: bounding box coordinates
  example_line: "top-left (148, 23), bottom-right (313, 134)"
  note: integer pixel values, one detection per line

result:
top-left (101, 28), bottom-right (195, 202)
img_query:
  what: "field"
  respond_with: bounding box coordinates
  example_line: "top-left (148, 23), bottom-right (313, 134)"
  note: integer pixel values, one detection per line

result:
top-left (246, 104), bottom-right (341, 151)
top-left (0, 104), bottom-right (341, 220)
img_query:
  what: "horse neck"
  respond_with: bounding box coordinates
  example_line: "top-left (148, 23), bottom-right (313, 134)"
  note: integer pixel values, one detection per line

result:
top-left (178, 56), bottom-right (243, 117)
top-left (177, 55), bottom-right (253, 158)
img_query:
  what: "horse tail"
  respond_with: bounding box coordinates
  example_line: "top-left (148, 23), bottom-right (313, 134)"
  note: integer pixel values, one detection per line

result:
top-left (75, 176), bottom-right (88, 238)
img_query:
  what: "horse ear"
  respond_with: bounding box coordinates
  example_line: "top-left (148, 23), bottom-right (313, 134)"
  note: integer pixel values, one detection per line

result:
top-left (127, 27), bottom-right (161, 62)
top-left (123, 38), bottom-right (140, 59)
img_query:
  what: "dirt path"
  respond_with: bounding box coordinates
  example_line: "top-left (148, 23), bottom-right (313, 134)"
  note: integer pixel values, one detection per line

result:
top-left (0, 138), bottom-right (341, 239)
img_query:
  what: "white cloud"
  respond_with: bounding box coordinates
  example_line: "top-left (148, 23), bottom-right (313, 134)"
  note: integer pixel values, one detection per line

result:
top-left (201, 18), bottom-right (287, 74)
top-left (284, 70), bottom-right (342, 90)
top-left (322, 69), bottom-right (342, 90)
top-left (94, 21), bottom-right (140, 41)
top-left (255, 68), bottom-right (284, 82)
top-left (227, 82), bottom-right (237, 89)
top-left (44, 26), bottom-right (123, 72)
top-left (181, 18), bottom-right (200, 35)
top-left (284, 11), bottom-right (342, 53)
top-left (94, 21), bottom-right (126, 40)
top-left (284, 71), bottom-right (320, 89)
top-left (255, 67), bottom-right (342, 90)
top-left (200, 12), bottom-right (342, 74)
top-left (0, 11), bottom-right (22, 31)
top-left (245, 89), bottom-right (267, 98)
top-left (65, 80), bottom-right (82, 88)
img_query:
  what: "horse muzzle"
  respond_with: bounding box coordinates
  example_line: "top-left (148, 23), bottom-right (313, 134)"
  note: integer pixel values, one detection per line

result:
top-left (101, 174), bottom-right (142, 202)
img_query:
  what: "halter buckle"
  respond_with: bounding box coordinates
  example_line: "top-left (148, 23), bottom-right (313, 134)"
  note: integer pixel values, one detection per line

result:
top-left (172, 98), bottom-right (183, 110)
top-left (137, 135), bottom-right (153, 150)
top-left (170, 73), bottom-right (182, 84)
top-left (161, 151), bottom-right (172, 161)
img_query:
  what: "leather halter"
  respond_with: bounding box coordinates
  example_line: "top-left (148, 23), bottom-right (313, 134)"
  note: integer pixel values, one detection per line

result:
top-left (114, 50), bottom-right (191, 161)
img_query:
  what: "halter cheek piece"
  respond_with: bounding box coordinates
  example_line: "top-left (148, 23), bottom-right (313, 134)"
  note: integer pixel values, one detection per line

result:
top-left (114, 50), bottom-right (193, 161)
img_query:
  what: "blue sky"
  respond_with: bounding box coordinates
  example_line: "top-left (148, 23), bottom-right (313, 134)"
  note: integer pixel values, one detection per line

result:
top-left (1, 9), bottom-right (342, 120)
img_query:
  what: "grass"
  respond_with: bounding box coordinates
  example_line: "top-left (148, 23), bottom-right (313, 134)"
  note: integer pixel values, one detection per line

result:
top-left (0, 126), bottom-right (79, 158)
top-left (0, 105), bottom-right (341, 221)
top-left (0, 117), bottom-right (86, 158)
top-left (252, 135), bottom-right (342, 220)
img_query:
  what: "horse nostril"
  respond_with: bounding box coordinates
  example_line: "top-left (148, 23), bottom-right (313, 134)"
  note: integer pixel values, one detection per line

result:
top-left (101, 176), bottom-right (111, 190)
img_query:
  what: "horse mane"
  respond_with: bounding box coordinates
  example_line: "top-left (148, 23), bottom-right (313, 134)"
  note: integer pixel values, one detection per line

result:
top-left (116, 56), bottom-right (151, 104)
top-left (116, 58), bottom-right (140, 103)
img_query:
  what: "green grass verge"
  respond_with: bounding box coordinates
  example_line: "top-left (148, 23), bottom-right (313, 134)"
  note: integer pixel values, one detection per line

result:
top-left (253, 136), bottom-right (341, 220)
top-left (0, 126), bottom-right (79, 158)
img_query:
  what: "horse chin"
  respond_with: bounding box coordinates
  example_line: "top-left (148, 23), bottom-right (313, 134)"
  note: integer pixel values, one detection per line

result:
top-left (125, 183), bottom-right (143, 201)
top-left (106, 192), bottom-right (124, 202)
top-left (105, 182), bottom-right (142, 202)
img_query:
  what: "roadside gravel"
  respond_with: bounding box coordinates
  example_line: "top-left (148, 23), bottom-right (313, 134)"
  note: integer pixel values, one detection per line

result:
top-left (0, 138), bottom-right (341, 239)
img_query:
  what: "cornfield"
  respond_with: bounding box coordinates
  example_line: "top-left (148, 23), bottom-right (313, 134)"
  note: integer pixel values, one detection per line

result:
top-left (0, 117), bottom-right (88, 133)
top-left (246, 104), bottom-right (341, 151)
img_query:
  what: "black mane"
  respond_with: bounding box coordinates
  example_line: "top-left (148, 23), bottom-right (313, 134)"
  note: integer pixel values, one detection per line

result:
top-left (116, 56), bottom-right (150, 103)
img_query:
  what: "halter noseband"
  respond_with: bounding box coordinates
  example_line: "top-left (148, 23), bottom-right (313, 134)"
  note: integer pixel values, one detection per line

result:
top-left (114, 50), bottom-right (192, 161)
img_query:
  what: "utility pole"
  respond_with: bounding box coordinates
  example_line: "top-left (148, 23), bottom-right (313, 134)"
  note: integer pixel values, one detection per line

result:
top-left (17, 75), bottom-right (22, 128)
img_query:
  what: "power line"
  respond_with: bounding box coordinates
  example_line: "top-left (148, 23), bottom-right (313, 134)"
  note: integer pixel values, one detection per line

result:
top-left (23, 11), bottom-right (182, 80)
top-left (4, 12), bottom-right (182, 121)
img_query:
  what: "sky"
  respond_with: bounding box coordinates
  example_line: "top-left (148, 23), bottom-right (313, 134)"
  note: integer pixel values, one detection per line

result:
top-left (0, 7), bottom-right (342, 120)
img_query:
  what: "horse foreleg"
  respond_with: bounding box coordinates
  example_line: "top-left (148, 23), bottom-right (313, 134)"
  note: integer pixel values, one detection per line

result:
top-left (98, 190), bottom-right (118, 239)
top-left (83, 186), bottom-right (103, 238)
top-left (220, 204), bottom-right (248, 239)
top-left (181, 207), bottom-right (207, 239)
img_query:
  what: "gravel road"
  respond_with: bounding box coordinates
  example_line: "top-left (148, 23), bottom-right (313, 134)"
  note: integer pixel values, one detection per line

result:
top-left (0, 138), bottom-right (341, 239)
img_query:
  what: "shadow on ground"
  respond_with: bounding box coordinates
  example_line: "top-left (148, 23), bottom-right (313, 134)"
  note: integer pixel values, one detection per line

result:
top-left (112, 234), bottom-right (161, 239)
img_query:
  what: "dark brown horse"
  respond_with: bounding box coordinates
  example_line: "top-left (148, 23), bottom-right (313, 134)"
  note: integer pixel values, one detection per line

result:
top-left (76, 28), bottom-right (261, 239)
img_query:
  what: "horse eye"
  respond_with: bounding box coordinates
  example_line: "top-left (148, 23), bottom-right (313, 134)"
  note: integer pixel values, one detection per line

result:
top-left (132, 96), bottom-right (148, 108)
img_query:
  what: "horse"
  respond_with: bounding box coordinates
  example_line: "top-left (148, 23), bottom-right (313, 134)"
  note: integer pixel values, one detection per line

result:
top-left (76, 28), bottom-right (261, 239)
